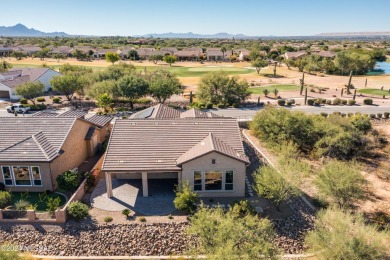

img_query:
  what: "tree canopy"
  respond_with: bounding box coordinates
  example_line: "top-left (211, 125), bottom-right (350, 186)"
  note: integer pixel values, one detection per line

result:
top-left (148, 69), bottom-right (182, 103)
top-left (105, 52), bottom-right (121, 65)
top-left (0, 60), bottom-right (12, 72)
top-left (15, 81), bottom-right (45, 105)
top-left (117, 75), bottom-right (149, 109)
top-left (148, 54), bottom-right (163, 64)
top-left (163, 55), bottom-right (177, 66)
top-left (251, 58), bottom-right (268, 74)
top-left (50, 74), bottom-right (85, 101)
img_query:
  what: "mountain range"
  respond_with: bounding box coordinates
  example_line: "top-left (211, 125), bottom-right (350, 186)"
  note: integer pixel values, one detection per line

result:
top-left (0, 24), bottom-right (68, 37)
top-left (133, 32), bottom-right (257, 39)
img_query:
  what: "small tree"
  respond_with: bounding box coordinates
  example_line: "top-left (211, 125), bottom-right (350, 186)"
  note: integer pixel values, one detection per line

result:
top-left (106, 52), bottom-right (120, 65)
top-left (305, 208), bottom-right (390, 260)
top-left (122, 209), bottom-right (131, 218)
top-left (15, 81), bottom-right (45, 105)
top-left (315, 160), bottom-right (365, 207)
top-left (186, 204), bottom-right (279, 259)
top-left (57, 170), bottom-right (80, 191)
top-left (273, 88), bottom-right (279, 97)
top-left (50, 74), bottom-right (85, 101)
top-left (46, 197), bottom-right (61, 215)
top-left (97, 93), bottom-right (113, 114)
top-left (251, 58), bottom-right (268, 74)
top-left (254, 166), bottom-right (299, 211)
top-left (163, 55), bottom-right (177, 66)
top-left (149, 69), bottom-right (183, 103)
top-left (67, 201), bottom-right (89, 221)
top-left (0, 191), bottom-right (12, 209)
top-left (0, 60), bottom-right (12, 72)
top-left (173, 181), bottom-right (198, 214)
top-left (148, 54), bottom-right (163, 64)
top-left (117, 75), bottom-right (149, 109)
top-left (263, 89), bottom-right (269, 97)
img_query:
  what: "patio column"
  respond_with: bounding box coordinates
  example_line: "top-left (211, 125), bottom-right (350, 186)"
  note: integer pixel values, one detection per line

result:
top-left (142, 172), bottom-right (148, 197)
top-left (105, 172), bottom-right (113, 198)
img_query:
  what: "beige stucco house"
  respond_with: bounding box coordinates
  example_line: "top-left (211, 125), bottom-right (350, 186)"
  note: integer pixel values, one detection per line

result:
top-left (0, 113), bottom-right (112, 192)
top-left (102, 107), bottom-right (249, 198)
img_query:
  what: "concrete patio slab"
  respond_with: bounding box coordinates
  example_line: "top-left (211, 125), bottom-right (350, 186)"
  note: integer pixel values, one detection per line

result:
top-left (90, 179), bottom-right (177, 215)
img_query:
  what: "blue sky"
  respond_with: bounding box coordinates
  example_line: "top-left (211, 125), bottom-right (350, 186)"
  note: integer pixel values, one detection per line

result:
top-left (0, 0), bottom-right (389, 36)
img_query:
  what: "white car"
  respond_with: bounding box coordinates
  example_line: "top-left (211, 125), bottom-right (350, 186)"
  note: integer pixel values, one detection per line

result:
top-left (6, 104), bottom-right (31, 114)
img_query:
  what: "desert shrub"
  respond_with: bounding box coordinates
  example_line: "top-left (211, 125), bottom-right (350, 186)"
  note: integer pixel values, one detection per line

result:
top-left (320, 112), bottom-right (328, 117)
top-left (286, 100), bottom-right (293, 106)
top-left (305, 208), bottom-right (390, 260)
top-left (347, 113), bottom-right (353, 117)
top-left (364, 98), bottom-right (373, 105)
top-left (341, 99), bottom-right (347, 105)
top-left (315, 160), bottom-right (365, 207)
top-left (57, 170), bottom-right (80, 191)
top-left (288, 98), bottom-right (295, 104)
top-left (15, 199), bottom-right (30, 211)
top-left (217, 103), bottom-right (225, 109)
top-left (348, 100), bottom-right (356, 105)
top-left (104, 216), bottom-right (113, 223)
top-left (0, 191), bottom-right (11, 209)
top-left (277, 99), bottom-right (286, 106)
top-left (84, 171), bottom-right (96, 190)
top-left (232, 103), bottom-right (240, 108)
top-left (138, 216), bottom-right (146, 222)
top-left (333, 98), bottom-right (342, 105)
top-left (52, 97), bottom-right (61, 103)
top-left (19, 98), bottom-right (28, 104)
top-left (173, 181), bottom-right (198, 214)
top-left (325, 99), bottom-right (332, 105)
top-left (350, 115), bottom-right (372, 132)
top-left (85, 96), bottom-right (90, 100)
top-left (46, 197), bottom-right (61, 215)
top-left (205, 103), bottom-right (213, 109)
top-left (36, 97), bottom-right (46, 102)
top-left (370, 114), bottom-right (376, 119)
top-left (377, 113), bottom-right (382, 119)
top-left (122, 209), bottom-right (131, 218)
top-left (341, 113), bottom-right (346, 117)
top-left (307, 99), bottom-right (315, 106)
top-left (67, 201), bottom-right (89, 221)
top-left (134, 98), bottom-right (152, 104)
top-left (198, 102), bottom-right (206, 109)
top-left (313, 99), bottom-right (321, 106)
top-left (229, 200), bottom-right (256, 218)
top-left (384, 112), bottom-right (390, 119)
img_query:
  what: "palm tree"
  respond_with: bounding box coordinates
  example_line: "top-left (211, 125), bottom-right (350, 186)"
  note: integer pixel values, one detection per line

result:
top-left (221, 47), bottom-right (227, 61)
top-left (263, 89), bottom-right (269, 97)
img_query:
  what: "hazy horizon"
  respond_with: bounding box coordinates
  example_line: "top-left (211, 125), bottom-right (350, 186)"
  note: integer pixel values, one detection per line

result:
top-left (0, 0), bottom-right (389, 36)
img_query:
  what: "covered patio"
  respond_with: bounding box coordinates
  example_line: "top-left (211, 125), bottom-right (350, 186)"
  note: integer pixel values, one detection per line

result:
top-left (90, 178), bottom-right (177, 215)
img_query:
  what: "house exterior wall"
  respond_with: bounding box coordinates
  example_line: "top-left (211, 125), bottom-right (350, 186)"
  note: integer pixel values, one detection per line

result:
top-left (181, 151), bottom-right (246, 197)
top-left (0, 83), bottom-right (13, 99)
top-left (0, 162), bottom-right (52, 192)
top-left (48, 119), bottom-right (92, 190)
top-left (115, 172), bottom-right (178, 179)
top-left (35, 69), bottom-right (61, 92)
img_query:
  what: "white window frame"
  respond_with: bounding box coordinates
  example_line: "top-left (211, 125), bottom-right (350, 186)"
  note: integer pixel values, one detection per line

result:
top-left (31, 166), bottom-right (42, 186)
top-left (12, 165), bottom-right (32, 186)
top-left (1, 166), bottom-right (13, 186)
top-left (192, 169), bottom-right (235, 192)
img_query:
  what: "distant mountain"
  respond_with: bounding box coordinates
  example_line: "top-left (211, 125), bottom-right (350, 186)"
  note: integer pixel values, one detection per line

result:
top-left (0, 23), bottom-right (69, 37)
top-left (133, 32), bottom-right (258, 39)
top-left (316, 31), bottom-right (390, 37)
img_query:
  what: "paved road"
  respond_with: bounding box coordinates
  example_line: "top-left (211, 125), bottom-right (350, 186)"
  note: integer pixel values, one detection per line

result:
top-left (208, 105), bottom-right (390, 121)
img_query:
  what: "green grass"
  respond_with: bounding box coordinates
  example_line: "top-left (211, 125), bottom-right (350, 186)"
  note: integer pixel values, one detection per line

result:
top-left (358, 88), bottom-right (389, 96)
top-left (11, 192), bottom-right (67, 212)
top-left (249, 84), bottom-right (300, 94)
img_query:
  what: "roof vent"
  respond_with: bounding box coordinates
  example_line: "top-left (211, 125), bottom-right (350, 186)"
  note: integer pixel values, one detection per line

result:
top-left (201, 141), bottom-right (205, 146)
top-left (118, 160), bottom-right (124, 163)
top-left (156, 159), bottom-right (164, 162)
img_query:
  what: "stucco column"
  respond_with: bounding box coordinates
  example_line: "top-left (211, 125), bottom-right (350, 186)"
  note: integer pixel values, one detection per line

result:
top-left (105, 172), bottom-right (113, 198)
top-left (178, 171), bottom-right (182, 183)
top-left (142, 172), bottom-right (148, 197)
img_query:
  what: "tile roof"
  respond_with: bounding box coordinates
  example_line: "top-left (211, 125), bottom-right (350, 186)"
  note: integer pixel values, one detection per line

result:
top-left (130, 104), bottom-right (181, 119)
top-left (180, 108), bottom-right (220, 118)
top-left (0, 75), bottom-right (30, 88)
top-left (102, 118), bottom-right (247, 172)
top-left (31, 111), bottom-right (58, 117)
top-left (0, 117), bottom-right (78, 162)
top-left (174, 50), bottom-right (202, 57)
top-left (58, 110), bottom-right (87, 118)
top-left (85, 114), bottom-right (113, 127)
top-left (176, 133), bottom-right (248, 165)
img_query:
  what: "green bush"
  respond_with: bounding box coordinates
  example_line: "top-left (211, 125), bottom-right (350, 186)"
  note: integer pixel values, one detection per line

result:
top-left (67, 201), bottom-right (89, 221)
top-left (384, 112), bottom-right (390, 119)
top-left (325, 99), bottom-right (332, 105)
top-left (348, 100), bottom-right (356, 105)
top-left (229, 200), bottom-right (256, 218)
top-left (364, 98), bottom-right (373, 105)
top-left (206, 103), bottom-right (213, 109)
top-left (36, 97), bottom-right (46, 102)
top-left (320, 112), bottom-right (328, 117)
top-left (19, 98), bottom-right (28, 104)
top-left (277, 99), bottom-right (286, 106)
top-left (333, 98), bottom-right (342, 105)
top-left (307, 99), bottom-right (315, 106)
top-left (174, 181), bottom-right (198, 214)
top-left (57, 170), bottom-right (81, 191)
top-left (341, 99), bottom-right (348, 105)
top-left (370, 114), bottom-right (376, 119)
top-left (15, 199), bottom-right (30, 211)
top-left (138, 216), bottom-right (146, 222)
top-left (198, 102), bottom-right (206, 109)
top-left (347, 113), bottom-right (354, 117)
top-left (122, 209), bottom-right (131, 218)
top-left (313, 99), bottom-right (321, 106)
top-left (232, 103), bottom-right (240, 108)
top-left (217, 103), bottom-right (226, 109)
top-left (46, 197), bottom-right (61, 215)
top-left (52, 97), bottom-right (61, 103)
top-left (104, 216), bottom-right (113, 223)
top-left (0, 191), bottom-right (11, 209)
top-left (377, 113), bottom-right (382, 119)
top-left (134, 98), bottom-right (152, 104)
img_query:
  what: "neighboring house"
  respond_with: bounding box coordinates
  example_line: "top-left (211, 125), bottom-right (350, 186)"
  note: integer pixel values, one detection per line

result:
top-left (0, 68), bottom-right (60, 100)
top-left (136, 48), bottom-right (156, 60)
top-left (102, 117), bottom-right (249, 198)
top-left (49, 46), bottom-right (73, 56)
top-left (206, 48), bottom-right (224, 61)
top-left (93, 48), bottom-right (121, 59)
top-left (17, 45), bottom-right (42, 55)
top-left (160, 47), bottom-right (177, 54)
top-left (237, 49), bottom-right (250, 61)
top-left (0, 46), bottom-right (12, 57)
top-left (283, 51), bottom-right (307, 60)
top-left (71, 46), bottom-right (96, 56)
top-left (0, 116), bottom-right (111, 192)
top-left (315, 50), bottom-right (336, 59)
top-left (129, 104), bottom-right (220, 119)
top-left (174, 48), bottom-right (203, 61)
